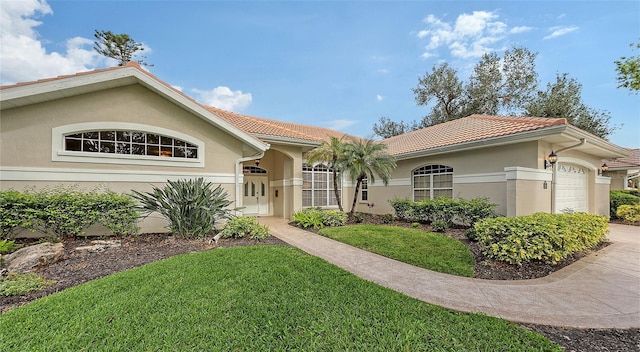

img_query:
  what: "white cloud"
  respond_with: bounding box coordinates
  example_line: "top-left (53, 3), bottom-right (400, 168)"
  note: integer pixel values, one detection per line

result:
top-left (510, 26), bottom-right (534, 34)
top-left (376, 68), bottom-right (389, 74)
top-left (376, 94), bottom-right (383, 101)
top-left (325, 119), bottom-right (358, 131)
top-left (192, 86), bottom-right (252, 111)
top-left (0, 0), bottom-right (112, 85)
top-left (544, 25), bottom-right (578, 40)
top-left (416, 10), bottom-right (528, 59)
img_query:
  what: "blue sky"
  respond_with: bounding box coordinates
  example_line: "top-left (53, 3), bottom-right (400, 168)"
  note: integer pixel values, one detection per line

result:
top-left (2, 0), bottom-right (639, 147)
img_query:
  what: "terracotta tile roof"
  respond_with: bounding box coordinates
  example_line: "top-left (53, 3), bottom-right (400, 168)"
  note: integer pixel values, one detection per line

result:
top-left (206, 106), bottom-right (352, 144)
top-left (604, 149), bottom-right (640, 169)
top-left (382, 114), bottom-right (568, 156)
top-left (2, 63), bottom-right (352, 145)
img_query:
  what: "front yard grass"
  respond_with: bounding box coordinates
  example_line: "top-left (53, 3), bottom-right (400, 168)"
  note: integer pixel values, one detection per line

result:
top-left (319, 224), bottom-right (475, 277)
top-left (0, 246), bottom-right (559, 351)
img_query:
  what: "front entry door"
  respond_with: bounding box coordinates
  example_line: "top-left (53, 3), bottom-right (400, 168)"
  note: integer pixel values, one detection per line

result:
top-left (243, 175), bottom-right (269, 215)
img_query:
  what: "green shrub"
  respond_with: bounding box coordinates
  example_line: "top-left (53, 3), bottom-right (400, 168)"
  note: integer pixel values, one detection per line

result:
top-left (617, 204), bottom-right (640, 223)
top-left (389, 197), bottom-right (496, 228)
top-left (388, 198), bottom-right (413, 220)
top-left (381, 214), bottom-right (395, 224)
top-left (0, 239), bottom-right (18, 254)
top-left (0, 188), bottom-right (139, 239)
top-left (293, 208), bottom-right (326, 229)
top-left (353, 212), bottom-right (365, 223)
top-left (411, 222), bottom-right (420, 228)
top-left (322, 210), bottom-right (348, 227)
top-left (0, 273), bottom-right (56, 296)
top-left (219, 217), bottom-right (270, 240)
top-left (610, 191), bottom-right (640, 219)
top-left (131, 178), bottom-right (233, 239)
top-left (474, 213), bottom-right (608, 265)
top-left (431, 220), bottom-right (448, 232)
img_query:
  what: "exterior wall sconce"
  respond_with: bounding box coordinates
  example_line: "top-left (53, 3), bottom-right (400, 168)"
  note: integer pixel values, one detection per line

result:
top-left (544, 151), bottom-right (558, 169)
top-left (255, 159), bottom-right (260, 167)
top-left (598, 163), bottom-right (608, 176)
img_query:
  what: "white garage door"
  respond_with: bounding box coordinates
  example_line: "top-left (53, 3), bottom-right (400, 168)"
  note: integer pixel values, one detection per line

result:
top-left (555, 163), bottom-right (588, 213)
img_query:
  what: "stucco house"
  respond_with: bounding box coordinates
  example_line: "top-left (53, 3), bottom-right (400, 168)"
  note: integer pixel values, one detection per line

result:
top-left (0, 63), bottom-right (629, 232)
top-left (602, 149), bottom-right (640, 191)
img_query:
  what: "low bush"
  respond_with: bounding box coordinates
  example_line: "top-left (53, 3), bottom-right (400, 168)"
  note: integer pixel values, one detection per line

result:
top-left (353, 212), bottom-right (365, 223)
top-left (389, 197), bottom-right (496, 228)
top-left (219, 217), bottom-right (270, 240)
top-left (323, 210), bottom-right (348, 227)
top-left (293, 208), bottom-right (326, 229)
top-left (0, 273), bottom-right (56, 296)
top-left (616, 204), bottom-right (640, 223)
top-left (381, 214), bottom-right (395, 224)
top-left (474, 213), bottom-right (608, 265)
top-left (610, 191), bottom-right (640, 219)
top-left (293, 208), bottom-right (347, 229)
top-left (431, 220), bottom-right (448, 232)
top-left (0, 239), bottom-right (18, 254)
top-left (0, 188), bottom-right (139, 239)
top-left (131, 178), bottom-right (232, 238)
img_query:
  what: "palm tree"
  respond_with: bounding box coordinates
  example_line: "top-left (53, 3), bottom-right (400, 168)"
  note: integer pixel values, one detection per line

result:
top-left (305, 136), bottom-right (347, 211)
top-left (342, 138), bottom-right (396, 216)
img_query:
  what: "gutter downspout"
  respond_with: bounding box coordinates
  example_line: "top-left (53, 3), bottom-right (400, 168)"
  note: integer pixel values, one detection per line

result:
top-left (235, 146), bottom-right (269, 211)
top-left (551, 138), bottom-right (586, 214)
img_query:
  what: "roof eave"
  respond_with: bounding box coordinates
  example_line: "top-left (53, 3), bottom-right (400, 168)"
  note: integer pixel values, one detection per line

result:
top-left (253, 134), bottom-right (322, 147)
top-left (393, 124), bottom-right (569, 160)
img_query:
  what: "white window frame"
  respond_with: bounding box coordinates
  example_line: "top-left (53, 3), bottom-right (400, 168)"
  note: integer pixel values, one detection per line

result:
top-left (52, 122), bottom-right (204, 168)
top-left (302, 163), bottom-right (341, 208)
top-left (360, 177), bottom-right (368, 202)
top-left (412, 164), bottom-right (453, 201)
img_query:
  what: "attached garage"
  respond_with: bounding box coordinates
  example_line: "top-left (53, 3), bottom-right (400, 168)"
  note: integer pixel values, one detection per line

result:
top-left (555, 163), bottom-right (588, 213)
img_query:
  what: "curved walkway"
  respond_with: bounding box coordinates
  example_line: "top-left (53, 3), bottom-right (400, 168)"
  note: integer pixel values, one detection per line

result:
top-left (258, 217), bottom-right (640, 329)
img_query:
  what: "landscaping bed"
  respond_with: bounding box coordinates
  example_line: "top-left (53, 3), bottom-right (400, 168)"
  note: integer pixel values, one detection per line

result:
top-left (1, 230), bottom-right (638, 351)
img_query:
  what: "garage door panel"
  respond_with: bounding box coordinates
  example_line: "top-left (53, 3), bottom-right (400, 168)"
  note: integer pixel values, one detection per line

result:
top-left (556, 163), bottom-right (588, 213)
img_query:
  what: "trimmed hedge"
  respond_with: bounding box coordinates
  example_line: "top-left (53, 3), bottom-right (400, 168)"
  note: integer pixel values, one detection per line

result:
top-left (617, 204), bottom-right (640, 223)
top-left (610, 191), bottom-right (640, 219)
top-left (0, 188), bottom-right (140, 239)
top-left (474, 213), bottom-right (608, 265)
top-left (389, 197), bottom-right (497, 228)
top-left (292, 208), bottom-right (348, 229)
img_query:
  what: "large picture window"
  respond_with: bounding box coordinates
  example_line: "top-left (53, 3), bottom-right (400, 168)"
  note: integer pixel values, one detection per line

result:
top-left (413, 164), bottom-right (453, 201)
top-left (64, 130), bottom-right (198, 159)
top-left (302, 164), bottom-right (341, 207)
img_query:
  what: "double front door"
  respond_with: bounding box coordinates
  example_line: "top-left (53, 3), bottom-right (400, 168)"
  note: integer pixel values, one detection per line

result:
top-left (243, 175), bottom-right (269, 215)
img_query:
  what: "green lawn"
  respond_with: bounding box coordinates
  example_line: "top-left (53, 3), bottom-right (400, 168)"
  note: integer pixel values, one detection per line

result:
top-left (0, 246), bottom-right (559, 351)
top-left (318, 225), bottom-right (475, 277)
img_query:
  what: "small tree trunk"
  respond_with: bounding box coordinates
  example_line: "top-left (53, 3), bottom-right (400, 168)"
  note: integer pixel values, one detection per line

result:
top-left (332, 170), bottom-right (343, 212)
top-left (350, 179), bottom-right (362, 216)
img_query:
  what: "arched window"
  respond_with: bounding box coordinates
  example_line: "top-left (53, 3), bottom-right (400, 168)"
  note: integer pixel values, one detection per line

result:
top-left (52, 123), bottom-right (204, 167)
top-left (302, 163), bottom-right (341, 207)
top-left (63, 130), bottom-right (198, 159)
top-left (413, 164), bottom-right (453, 201)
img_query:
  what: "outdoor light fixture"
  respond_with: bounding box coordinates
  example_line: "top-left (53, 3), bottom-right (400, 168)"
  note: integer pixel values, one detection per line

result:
top-left (255, 159), bottom-right (260, 167)
top-left (599, 162), bottom-right (608, 176)
top-left (544, 151), bottom-right (558, 169)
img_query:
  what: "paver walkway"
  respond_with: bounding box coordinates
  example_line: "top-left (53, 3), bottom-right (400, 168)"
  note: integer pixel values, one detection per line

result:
top-left (258, 217), bottom-right (640, 329)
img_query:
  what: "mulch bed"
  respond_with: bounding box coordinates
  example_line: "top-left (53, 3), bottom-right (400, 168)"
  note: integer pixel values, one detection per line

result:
top-left (2, 224), bottom-right (638, 351)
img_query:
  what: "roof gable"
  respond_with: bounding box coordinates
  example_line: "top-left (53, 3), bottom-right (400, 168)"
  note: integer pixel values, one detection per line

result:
top-left (0, 63), bottom-right (267, 152)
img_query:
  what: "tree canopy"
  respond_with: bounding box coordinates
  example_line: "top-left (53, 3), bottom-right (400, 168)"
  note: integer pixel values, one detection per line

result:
top-left (615, 41), bottom-right (640, 92)
top-left (305, 136), bottom-right (347, 211)
top-left (93, 30), bottom-right (151, 67)
top-left (373, 46), bottom-right (616, 140)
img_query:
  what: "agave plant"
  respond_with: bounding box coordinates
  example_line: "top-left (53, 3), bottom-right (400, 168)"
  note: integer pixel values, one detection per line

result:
top-left (131, 178), bottom-right (233, 238)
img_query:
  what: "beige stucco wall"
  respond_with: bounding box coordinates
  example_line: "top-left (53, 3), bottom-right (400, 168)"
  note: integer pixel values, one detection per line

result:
top-left (1, 84), bottom-right (255, 233)
top-left (356, 142), bottom-right (539, 216)
top-left (506, 179), bottom-right (552, 217)
top-left (1, 85), bottom-right (244, 172)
